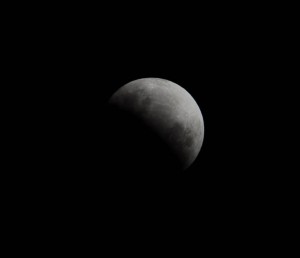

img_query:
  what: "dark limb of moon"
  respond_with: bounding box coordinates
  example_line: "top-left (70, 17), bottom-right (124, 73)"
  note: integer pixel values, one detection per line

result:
top-left (103, 104), bottom-right (182, 192)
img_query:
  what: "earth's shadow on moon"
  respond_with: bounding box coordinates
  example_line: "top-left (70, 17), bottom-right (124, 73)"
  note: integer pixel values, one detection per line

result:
top-left (103, 103), bottom-right (182, 192)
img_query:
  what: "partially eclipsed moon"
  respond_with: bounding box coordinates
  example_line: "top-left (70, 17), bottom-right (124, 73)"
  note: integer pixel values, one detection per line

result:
top-left (109, 78), bottom-right (204, 170)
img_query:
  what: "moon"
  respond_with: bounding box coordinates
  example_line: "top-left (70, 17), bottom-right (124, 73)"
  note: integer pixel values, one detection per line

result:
top-left (109, 78), bottom-right (204, 171)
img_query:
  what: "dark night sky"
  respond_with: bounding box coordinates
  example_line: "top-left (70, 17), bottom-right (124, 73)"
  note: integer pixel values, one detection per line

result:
top-left (39, 14), bottom-right (263, 200)
top-left (43, 20), bottom-right (270, 217)
top-left (14, 4), bottom-right (289, 250)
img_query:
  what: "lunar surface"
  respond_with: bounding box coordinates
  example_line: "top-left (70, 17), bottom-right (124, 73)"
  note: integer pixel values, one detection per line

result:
top-left (109, 78), bottom-right (204, 171)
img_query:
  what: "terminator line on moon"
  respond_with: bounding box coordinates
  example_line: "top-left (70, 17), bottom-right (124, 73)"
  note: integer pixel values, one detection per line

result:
top-left (109, 78), bottom-right (204, 170)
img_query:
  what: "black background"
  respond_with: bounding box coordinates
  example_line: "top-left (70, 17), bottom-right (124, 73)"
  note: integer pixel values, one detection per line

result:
top-left (9, 3), bottom-right (290, 252)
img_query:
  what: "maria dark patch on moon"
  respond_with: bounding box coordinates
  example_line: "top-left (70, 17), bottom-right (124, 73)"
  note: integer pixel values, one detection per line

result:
top-left (168, 122), bottom-right (194, 148)
top-left (141, 95), bottom-right (152, 107)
